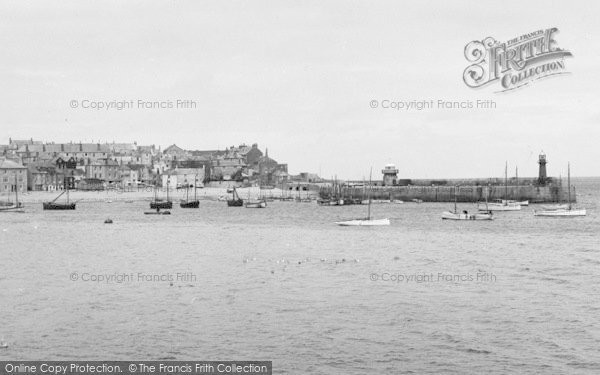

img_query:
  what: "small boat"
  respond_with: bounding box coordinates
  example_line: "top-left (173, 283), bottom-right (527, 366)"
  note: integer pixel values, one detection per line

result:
top-left (392, 199), bottom-right (404, 204)
top-left (245, 199), bottom-right (267, 208)
top-left (336, 218), bottom-right (391, 226)
top-left (106, 200), bottom-right (113, 203)
top-left (227, 187), bottom-right (244, 207)
top-left (479, 201), bottom-right (521, 211)
top-left (144, 210), bottom-right (171, 215)
top-left (43, 185), bottom-right (76, 210)
top-left (478, 163), bottom-right (521, 211)
top-left (245, 189), bottom-right (267, 208)
top-left (0, 176), bottom-right (25, 213)
top-left (150, 179), bottom-right (172, 209)
top-left (411, 199), bottom-right (423, 203)
top-left (443, 186), bottom-right (493, 220)
top-left (534, 163), bottom-right (586, 217)
top-left (336, 168), bottom-right (390, 226)
top-left (503, 200), bottom-right (529, 206)
top-left (180, 174), bottom-right (200, 208)
top-left (540, 204), bottom-right (569, 211)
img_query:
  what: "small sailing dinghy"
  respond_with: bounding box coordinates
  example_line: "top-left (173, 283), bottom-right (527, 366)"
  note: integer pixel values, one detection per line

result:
top-left (442, 186), bottom-right (493, 221)
top-left (336, 168), bottom-right (390, 226)
top-left (534, 163), bottom-right (586, 217)
top-left (245, 188), bottom-right (267, 208)
top-left (0, 176), bottom-right (24, 213)
top-left (478, 162), bottom-right (521, 211)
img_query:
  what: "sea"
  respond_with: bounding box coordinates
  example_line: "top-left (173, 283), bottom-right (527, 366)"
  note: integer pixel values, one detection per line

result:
top-left (1, 178), bottom-right (599, 374)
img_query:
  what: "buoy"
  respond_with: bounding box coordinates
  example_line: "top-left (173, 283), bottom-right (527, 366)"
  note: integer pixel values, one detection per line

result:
top-left (104, 219), bottom-right (113, 224)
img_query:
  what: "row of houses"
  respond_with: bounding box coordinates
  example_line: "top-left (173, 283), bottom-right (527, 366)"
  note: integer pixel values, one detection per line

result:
top-left (1, 138), bottom-right (298, 192)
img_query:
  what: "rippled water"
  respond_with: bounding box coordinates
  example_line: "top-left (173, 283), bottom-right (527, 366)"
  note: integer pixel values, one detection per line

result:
top-left (1, 178), bottom-right (599, 373)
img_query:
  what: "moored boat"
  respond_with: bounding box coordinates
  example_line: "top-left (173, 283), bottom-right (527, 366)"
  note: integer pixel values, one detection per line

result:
top-left (336, 168), bottom-right (389, 226)
top-left (179, 174), bottom-right (200, 208)
top-left (227, 187), bottom-right (244, 207)
top-left (0, 176), bottom-right (25, 213)
top-left (443, 185), bottom-right (493, 220)
top-left (43, 186), bottom-right (76, 210)
top-left (534, 163), bottom-right (586, 217)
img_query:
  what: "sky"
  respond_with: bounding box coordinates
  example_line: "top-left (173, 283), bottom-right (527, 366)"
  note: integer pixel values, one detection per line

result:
top-left (1, 0), bottom-right (599, 179)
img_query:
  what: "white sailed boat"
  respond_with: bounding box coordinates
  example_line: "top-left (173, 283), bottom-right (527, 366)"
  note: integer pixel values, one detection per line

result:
top-left (443, 186), bottom-right (493, 220)
top-left (534, 163), bottom-right (586, 217)
top-left (336, 168), bottom-right (390, 226)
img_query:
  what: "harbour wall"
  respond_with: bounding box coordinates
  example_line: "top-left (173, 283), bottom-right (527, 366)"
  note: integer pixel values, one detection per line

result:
top-left (320, 184), bottom-right (573, 203)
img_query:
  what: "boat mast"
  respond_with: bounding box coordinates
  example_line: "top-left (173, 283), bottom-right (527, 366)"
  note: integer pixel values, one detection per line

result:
top-left (166, 176), bottom-right (170, 201)
top-left (186, 179), bottom-right (189, 202)
top-left (194, 174), bottom-right (198, 201)
top-left (14, 175), bottom-right (18, 206)
top-left (367, 168), bottom-right (372, 220)
top-left (454, 185), bottom-right (457, 213)
top-left (515, 166), bottom-right (519, 199)
top-left (568, 162), bottom-right (571, 210)
top-left (504, 161), bottom-right (508, 202)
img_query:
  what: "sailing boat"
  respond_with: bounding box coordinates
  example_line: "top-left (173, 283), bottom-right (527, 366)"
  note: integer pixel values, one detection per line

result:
top-left (0, 175), bottom-right (25, 213)
top-left (245, 186), bottom-right (267, 208)
top-left (501, 166), bottom-right (529, 206)
top-left (227, 187), bottom-right (244, 207)
top-left (335, 168), bottom-right (390, 226)
top-left (180, 175), bottom-right (200, 208)
top-left (442, 185), bottom-right (492, 220)
top-left (478, 162), bottom-right (521, 211)
top-left (43, 178), bottom-right (76, 210)
top-left (534, 163), bottom-right (586, 217)
top-left (150, 176), bottom-right (172, 209)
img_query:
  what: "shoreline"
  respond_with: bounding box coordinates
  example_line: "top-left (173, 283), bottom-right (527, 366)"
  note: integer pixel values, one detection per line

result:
top-left (11, 187), bottom-right (297, 204)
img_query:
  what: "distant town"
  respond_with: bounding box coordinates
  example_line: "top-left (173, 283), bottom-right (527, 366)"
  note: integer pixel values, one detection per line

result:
top-left (0, 138), bottom-right (323, 193)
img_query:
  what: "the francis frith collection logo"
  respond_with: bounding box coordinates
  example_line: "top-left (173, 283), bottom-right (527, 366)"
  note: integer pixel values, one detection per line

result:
top-left (463, 28), bottom-right (572, 92)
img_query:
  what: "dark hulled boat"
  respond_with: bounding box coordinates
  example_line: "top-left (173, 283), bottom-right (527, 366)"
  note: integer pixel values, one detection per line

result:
top-left (43, 188), bottom-right (76, 210)
top-left (180, 175), bottom-right (200, 208)
top-left (227, 187), bottom-right (243, 207)
top-left (150, 179), bottom-right (172, 209)
top-left (150, 201), bottom-right (173, 209)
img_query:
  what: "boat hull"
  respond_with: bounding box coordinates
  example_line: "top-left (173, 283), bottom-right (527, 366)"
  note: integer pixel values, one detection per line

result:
top-left (179, 200), bottom-right (200, 208)
top-left (540, 204), bottom-right (569, 210)
top-left (335, 218), bottom-right (390, 226)
top-left (43, 203), bottom-right (76, 210)
top-left (478, 203), bottom-right (521, 211)
top-left (534, 209), bottom-right (586, 217)
top-left (150, 201), bottom-right (172, 209)
top-left (227, 199), bottom-right (244, 207)
top-left (245, 200), bottom-right (267, 208)
top-left (442, 211), bottom-right (493, 220)
top-left (144, 211), bottom-right (171, 215)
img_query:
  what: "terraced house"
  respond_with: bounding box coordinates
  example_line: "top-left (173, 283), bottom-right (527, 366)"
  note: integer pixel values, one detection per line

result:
top-left (0, 157), bottom-right (27, 193)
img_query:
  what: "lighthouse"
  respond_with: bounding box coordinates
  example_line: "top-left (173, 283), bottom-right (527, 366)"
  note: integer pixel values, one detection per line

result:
top-left (538, 152), bottom-right (548, 185)
top-left (382, 164), bottom-right (398, 186)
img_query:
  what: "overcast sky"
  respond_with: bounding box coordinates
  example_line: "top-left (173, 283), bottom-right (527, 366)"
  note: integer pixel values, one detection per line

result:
top-left (1, 0), bottom-right (598, 179)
